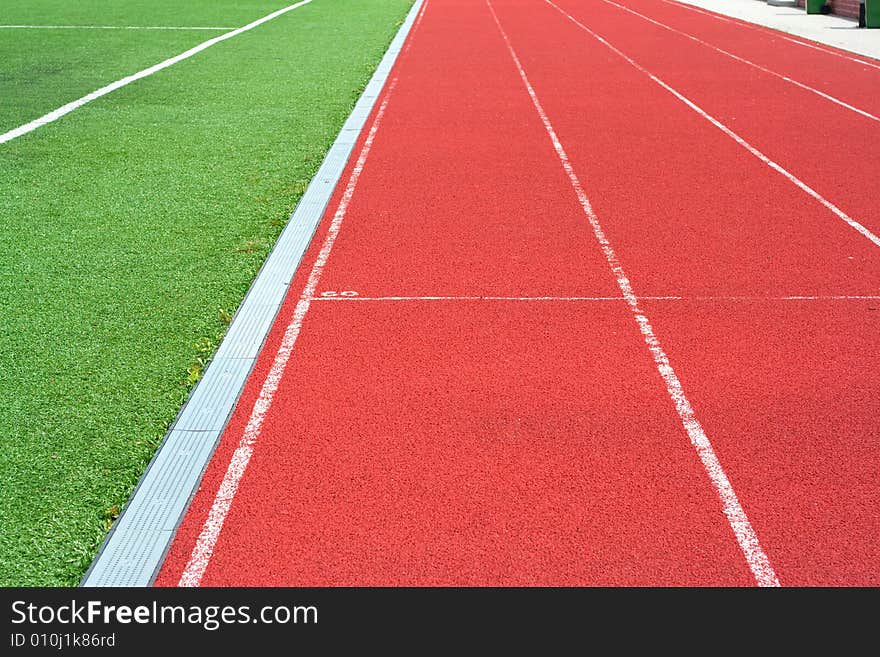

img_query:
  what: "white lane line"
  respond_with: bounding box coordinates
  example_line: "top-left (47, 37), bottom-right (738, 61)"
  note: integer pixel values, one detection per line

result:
top-left (178, 0), bottom-right (432, 589)
top-left (544, 0), bottom-right (880, 250)
top-left (316, 294), bottom-right (637, 301)
top-left (312, 294), bottom-right (880, 302)
top-left (601, 0), bottom-right (879, 123)
top-left (0, 25), bottom-right (234, 30)
top-left (487, 0), bottom-right (780, 587)
top-left (661, 0), bottom-right (880, 71)
top-left (777, 295), bottom-right (880, 300)
top-left (0, 0), bottom-right (313, 145)
top-left (405, 0), bottom-right (431, 50)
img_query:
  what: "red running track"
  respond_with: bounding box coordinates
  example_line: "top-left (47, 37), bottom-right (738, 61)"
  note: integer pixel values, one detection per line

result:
top-left (156, 0), bottom-right (880, 586)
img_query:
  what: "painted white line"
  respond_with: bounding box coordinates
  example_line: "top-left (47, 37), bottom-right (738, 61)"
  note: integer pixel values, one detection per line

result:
top-left (0, 0), bottom-right (313, 146)
top-left (544, 0), bottom-right (880, 250)
top-left (661, 0), bottom-right (880, 71)
top-left (602, 0), bottom-right (879, 123)
top-left (777, 295), bottom-right (880, 300)
top-left (692, 295), bottom-right (880, 301)
top-left (312, 294), bottom-right (880, 302)
top-left (408, 0), bottom-right (431, 45)
top-left (0, 25), bottom-right (234, 30)
top-left (487, 0), bottom-right (779, 587)
top-left (176, 0), bottom-right (434, 587)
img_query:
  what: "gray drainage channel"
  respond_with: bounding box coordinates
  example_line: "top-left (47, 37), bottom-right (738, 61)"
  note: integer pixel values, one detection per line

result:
top-left (81, 0), bottom-right (424, 587)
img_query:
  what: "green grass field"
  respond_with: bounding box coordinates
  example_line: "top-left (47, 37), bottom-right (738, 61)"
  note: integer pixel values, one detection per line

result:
top-left (0, 0), bottom-right (412, 586)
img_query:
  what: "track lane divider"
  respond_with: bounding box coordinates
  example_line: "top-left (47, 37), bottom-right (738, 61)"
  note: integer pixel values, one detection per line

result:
top-left (487, 0), bottom-right (780, 587)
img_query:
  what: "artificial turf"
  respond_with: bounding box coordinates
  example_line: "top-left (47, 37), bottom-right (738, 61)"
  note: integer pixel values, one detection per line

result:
top-left (0, 0), bottom-right (413, 586)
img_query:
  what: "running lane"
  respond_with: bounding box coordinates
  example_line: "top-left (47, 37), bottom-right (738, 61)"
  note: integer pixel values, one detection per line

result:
top-left (488, 0), bottom-right (879, 584)
top-left (155, 0), bottom-right (764, 586)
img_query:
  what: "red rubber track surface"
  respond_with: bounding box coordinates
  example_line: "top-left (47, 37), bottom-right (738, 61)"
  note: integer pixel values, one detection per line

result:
top-left (156, 0), bottom-right (880, 586)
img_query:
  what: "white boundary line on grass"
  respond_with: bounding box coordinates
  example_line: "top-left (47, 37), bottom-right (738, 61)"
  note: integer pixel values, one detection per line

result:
top-left (600, 0), bottom-right (879, 124)
top-left (0, 0), bottom-right (313, 145)
top-left (543, 0), bottom-right (880, 250)
top-left (0, 25), bottom-right (234, 30)
top-left (487, 0), bottom-right (780, 587)
top-left (81, 0), bottom-right (427, 587)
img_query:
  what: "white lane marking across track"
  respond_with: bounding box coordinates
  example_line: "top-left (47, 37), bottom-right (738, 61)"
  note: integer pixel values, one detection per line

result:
top-left (312, 294), bottom-right (880, 302)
